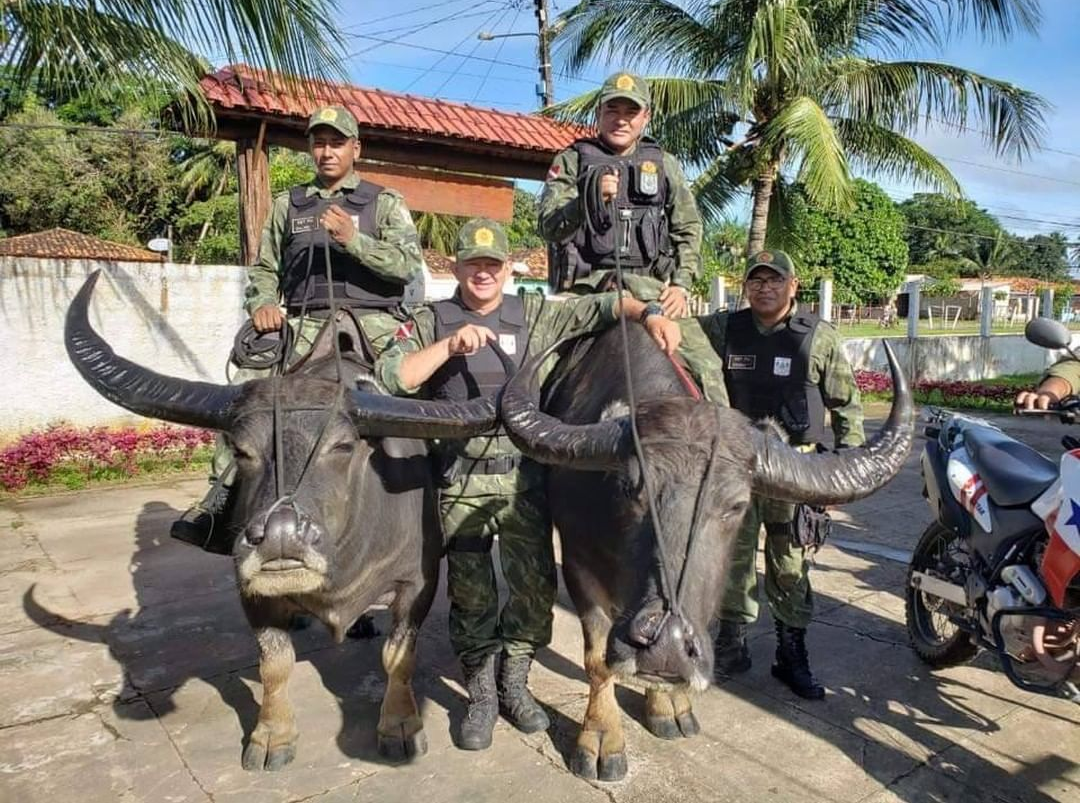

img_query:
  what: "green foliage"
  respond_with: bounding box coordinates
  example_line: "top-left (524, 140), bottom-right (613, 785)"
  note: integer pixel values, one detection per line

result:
top-left (922, 276), bottom-right (963, 298)
top-left (783, 179), bottom-right (907, 304)
top-left (1014, 233), bottom-right (1071, 281)
top-left (506, 189), bottom-right (544, 251)
top-left (898, 193), bottom-right (1003, 267)
top-left (0, 101), bottom-right (182, 243)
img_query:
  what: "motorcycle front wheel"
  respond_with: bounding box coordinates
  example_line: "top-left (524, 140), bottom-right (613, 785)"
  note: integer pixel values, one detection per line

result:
top-left (905, 522), bottom-right (979, 667)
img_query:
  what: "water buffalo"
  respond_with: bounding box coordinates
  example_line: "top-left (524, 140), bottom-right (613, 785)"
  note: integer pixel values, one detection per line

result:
top-left (501, 323), bottom-right (912, 781)
top-left (65, 271), bottom-right (505, 770)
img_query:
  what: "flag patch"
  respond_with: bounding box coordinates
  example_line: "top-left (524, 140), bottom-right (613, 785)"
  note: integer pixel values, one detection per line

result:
top-left (546, 164), bottom-right (561, 181)
top-left (394, 321), bottom-right (415, 341)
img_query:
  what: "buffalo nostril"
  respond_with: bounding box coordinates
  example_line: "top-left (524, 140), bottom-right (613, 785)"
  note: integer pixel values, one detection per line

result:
top-left (245, 527), bottom-right (265, 547)
top-left (629, 609), bottom-right (667, 647)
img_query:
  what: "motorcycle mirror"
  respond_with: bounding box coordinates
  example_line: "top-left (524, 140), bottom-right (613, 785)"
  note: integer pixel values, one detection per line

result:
top-left (1025, 317), bottom-right (1072, 350)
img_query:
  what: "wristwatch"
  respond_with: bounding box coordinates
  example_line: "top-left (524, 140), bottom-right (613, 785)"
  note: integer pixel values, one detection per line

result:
top-left (639, 302), bottom-right (664, 323)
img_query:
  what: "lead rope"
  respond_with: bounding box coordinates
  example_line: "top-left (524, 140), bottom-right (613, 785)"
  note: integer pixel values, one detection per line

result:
top-left (597, 166), bottom-right (681, 626)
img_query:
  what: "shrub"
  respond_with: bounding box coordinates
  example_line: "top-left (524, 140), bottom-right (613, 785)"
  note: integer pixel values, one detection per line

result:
top-left (855, 371), bottom-right (1030, 412)
top-left (0, 424), bottom-right (214, 492)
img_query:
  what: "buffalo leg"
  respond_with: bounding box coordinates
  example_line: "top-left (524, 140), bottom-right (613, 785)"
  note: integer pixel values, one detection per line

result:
top-left (376, 581), bottom-right (435, 761)
top-left (571, 610), bottom-right (627, 782)
top-left (644, 686), bottom-right (700, 739)
top-left (243, 626), bottom-right (299, 771)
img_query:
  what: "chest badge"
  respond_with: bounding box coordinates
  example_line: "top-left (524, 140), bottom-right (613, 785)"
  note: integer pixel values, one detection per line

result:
top-left (498, 334), bottom-right (517, 355)
top-left (728, 354), bottom-right (756, 370)
top-left (774, 356), bottom-right (792, 377)
top-left (639, 160), bottom-right (659, 195)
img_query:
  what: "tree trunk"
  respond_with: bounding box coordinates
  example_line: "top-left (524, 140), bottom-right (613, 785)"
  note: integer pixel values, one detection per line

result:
top-left (236, 121), bottom-right (269, 266)
top-left (746, 161), bottom-right (778, 255)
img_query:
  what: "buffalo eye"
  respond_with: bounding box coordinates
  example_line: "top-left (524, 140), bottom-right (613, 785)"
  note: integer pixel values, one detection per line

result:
top-left (329, 441), bottom-right (356, 456)
top-left (232, 445), bottom-right (255, 463)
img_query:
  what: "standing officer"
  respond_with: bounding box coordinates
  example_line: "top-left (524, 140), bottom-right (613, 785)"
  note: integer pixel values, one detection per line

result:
top-left (171, 104), bottom-right (423, 554)
top-left (377, 218), bottom-right (681, 751)
top-left (696, 250), bottom-right (865, 700)
top-left (538, 71), bottom-right (726, 403)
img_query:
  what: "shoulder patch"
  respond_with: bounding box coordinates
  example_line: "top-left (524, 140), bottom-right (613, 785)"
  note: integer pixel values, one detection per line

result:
top-left (546, 163), bottom-right (561, 181)
top-left (394, 321), bottom-right (415, 342)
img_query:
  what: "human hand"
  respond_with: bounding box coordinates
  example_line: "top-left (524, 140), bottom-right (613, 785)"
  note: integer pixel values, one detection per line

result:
top-left (659, 284), bottom-right (689, 318)
top-left (600, 171), bottom-right (619, 204)
top-left (645, 316), bottom-right (682, 356)
top-left (251, 304), bottom-right (285, 333)
top-left (447, 325), bottom-right (496, 356)
top-left (320, 205), bottom-right (358, 246)
top-left (1014, 388), bottom-right (1057, 412)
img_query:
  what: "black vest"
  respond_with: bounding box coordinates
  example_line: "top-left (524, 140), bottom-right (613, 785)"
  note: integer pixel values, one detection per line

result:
top-left (281, 182), bottom-right (405, 310)
top-left (723, 309), bottom-right (827, 445)
top-left (571, 137), bottom-right (672, 273)
top-left (428, 294), bottom-right (527, 402)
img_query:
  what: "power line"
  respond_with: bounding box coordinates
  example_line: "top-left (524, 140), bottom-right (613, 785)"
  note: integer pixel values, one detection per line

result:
top-left (343, 7), bottom-right (502, 40)
top-left (342, 0), bottom-right (493, 32)
top-left (472, 8), bottom-right (520, 102)
top-left (344, 0), bottom-right (501, 58)
top-left (938, 155), bottom-right (1080, 188)
top-left (430, 6), bottom-right (513, 96)
top-left (922, 115), bottom-right (1080, 161)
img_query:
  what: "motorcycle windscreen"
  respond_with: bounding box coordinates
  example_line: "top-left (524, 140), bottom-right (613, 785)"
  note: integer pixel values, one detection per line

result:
top-left (992, 608), bottom-right (1080, 698)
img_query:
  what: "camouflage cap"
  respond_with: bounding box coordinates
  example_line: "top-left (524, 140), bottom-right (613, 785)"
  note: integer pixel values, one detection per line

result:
top-left (305, 105), bottom-right (359, 139)
top-left (745, 249), bottom-right (796, 279)
top-left (598, 71), bottom-right (651, 109)
top-left (456, 218), bottom-right (509, 263)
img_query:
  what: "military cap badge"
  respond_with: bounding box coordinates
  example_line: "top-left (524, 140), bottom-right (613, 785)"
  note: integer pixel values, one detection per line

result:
top-left (474, 228), bottom-right (495, 247)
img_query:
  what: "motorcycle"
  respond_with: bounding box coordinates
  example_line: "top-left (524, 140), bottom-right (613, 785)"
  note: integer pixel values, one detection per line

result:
top-left (905, 317), bottom-right (1080, 703)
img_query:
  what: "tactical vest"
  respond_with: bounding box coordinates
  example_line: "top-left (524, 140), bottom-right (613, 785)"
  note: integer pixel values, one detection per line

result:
top-left (570, 137), bottom-right (672, 275)
top-left (281, 182), bottom-right (405, 310)
top-left (429, 294), bottom-right (529, 463)
top-left (722, 308), bottom-right (827, 445)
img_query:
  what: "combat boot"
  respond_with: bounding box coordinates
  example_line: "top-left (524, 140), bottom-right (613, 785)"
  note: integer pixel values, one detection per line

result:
top-left (771, 621), bottom-right (825, 700)
top-left (170, 483), bottom-right (236, 555)
top-left (497, 653), bottom-right (550, 733)
top-left (459, 653), bottom-right (498, 750)
top-left (713, 620), bottom-right (752, 680)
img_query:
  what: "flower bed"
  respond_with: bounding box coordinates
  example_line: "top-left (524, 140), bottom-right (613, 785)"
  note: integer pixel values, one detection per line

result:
top-left (855, 370), bottom-right (1036, 412)
top-left (0, 424), bottom-right (214, 492)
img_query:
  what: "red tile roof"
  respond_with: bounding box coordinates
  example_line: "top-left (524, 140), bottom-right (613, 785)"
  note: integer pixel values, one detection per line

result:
top-left (201, 65), bottom-right (586, 154)
top-left (0, 228), bottom-right (163, 262)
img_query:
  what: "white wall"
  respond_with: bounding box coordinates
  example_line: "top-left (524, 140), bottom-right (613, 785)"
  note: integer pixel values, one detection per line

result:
top-left (4, 257), bottom-right (1075, 440)
top-left (2, 258), bottom-right (246, 439)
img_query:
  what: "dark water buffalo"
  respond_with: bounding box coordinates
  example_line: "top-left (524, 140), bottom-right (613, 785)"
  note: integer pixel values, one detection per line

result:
top-left (65, 272), bottom-right (503, 770)
top-left (501, 323), bottom-right (912, 781)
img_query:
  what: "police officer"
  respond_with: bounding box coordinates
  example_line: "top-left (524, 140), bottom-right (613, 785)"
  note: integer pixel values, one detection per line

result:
top-left (377, 218), bottom-right (681, 750)
top-left (696, 250), bottom-right (866, 700)
top-left (538, 71), bottom-right (727, 404)
top-left (171, 104), bottom-right (423, 553)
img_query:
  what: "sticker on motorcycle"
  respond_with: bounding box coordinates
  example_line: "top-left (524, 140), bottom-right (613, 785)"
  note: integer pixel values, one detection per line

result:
top-left (947, 447), bottom-right (992, 532)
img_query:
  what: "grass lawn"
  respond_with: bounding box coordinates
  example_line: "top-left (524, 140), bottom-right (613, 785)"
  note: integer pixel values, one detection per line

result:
top-left (836, 320), bottom-right (1080, 339)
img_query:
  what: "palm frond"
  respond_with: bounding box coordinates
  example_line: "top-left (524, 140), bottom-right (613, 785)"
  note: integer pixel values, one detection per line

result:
top-left (1, 0), bottom-right (344, 124)
top-left (832, 117), bottom-right (961, 197)
top-left (819, 57), bottom-right (1047, 160)
top-left (555, 0), bottom-right (719, 75)
top-left (691, 154), bottom-right (744, 226)
top-left (762, 96), bottom-right (852, 211)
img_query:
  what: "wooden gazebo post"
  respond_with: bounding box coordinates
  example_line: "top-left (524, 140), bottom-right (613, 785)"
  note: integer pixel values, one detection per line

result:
top-left (236, 121), bottom-right (269, 265)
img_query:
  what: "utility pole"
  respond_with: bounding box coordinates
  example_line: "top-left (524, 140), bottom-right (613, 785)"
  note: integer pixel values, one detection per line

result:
top-left (534, 0), bottom-right (554, 108)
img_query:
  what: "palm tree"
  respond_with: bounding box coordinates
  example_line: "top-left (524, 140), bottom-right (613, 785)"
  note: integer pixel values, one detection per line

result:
top-left (550, 0), bottom-right (1047, 254)
top-left (1, 1), bottom-right (344, 122)
top-left (414, 212), bottom-right (466, 256)
top-left (177, 139), bottom-right (235, 262)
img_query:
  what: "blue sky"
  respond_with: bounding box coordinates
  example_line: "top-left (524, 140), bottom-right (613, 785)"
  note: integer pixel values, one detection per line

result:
top-left (332, 0), bottom-right (1080, 242)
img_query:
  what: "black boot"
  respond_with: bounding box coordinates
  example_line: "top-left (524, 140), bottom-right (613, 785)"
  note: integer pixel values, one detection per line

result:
top-left (170, 483), bottom-right (236, 555)
top-left (459, 653), bottom-right (498, 750)
top-left (497, 654), bottom-right (550, 734)
top-left (771, 621), bottom-right (825, 700)
top-left (713, 620), bottom-right (752, 680)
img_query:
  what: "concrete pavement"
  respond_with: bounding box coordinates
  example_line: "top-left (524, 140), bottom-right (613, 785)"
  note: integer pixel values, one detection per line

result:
top-left (0, 408), bottom-right (1077, 802)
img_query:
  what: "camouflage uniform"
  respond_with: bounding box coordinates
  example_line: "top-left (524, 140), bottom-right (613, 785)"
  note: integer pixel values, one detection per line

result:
top-left (1043, 358), bottom-right (1080, 391)
top-left (538, 71), bottom-right (727, 405)
top-left (698, 303), bottom-right (865, 629)
top-left (378, 276), bottom-right (624, 663)
top-left (177, 105), bottom-right (422, 551)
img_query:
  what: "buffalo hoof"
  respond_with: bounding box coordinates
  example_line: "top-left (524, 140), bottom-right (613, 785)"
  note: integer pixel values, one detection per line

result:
top-left (570, 745), bottom-right (628, 782)
top-left (377, 726), bottom-right (428, 762)
top-left (676, 710), bottom-right (700, 737)
top-left (242, 739), bottom-right (297, 772)
top-left (645, 714), bottom-right (681, 740)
